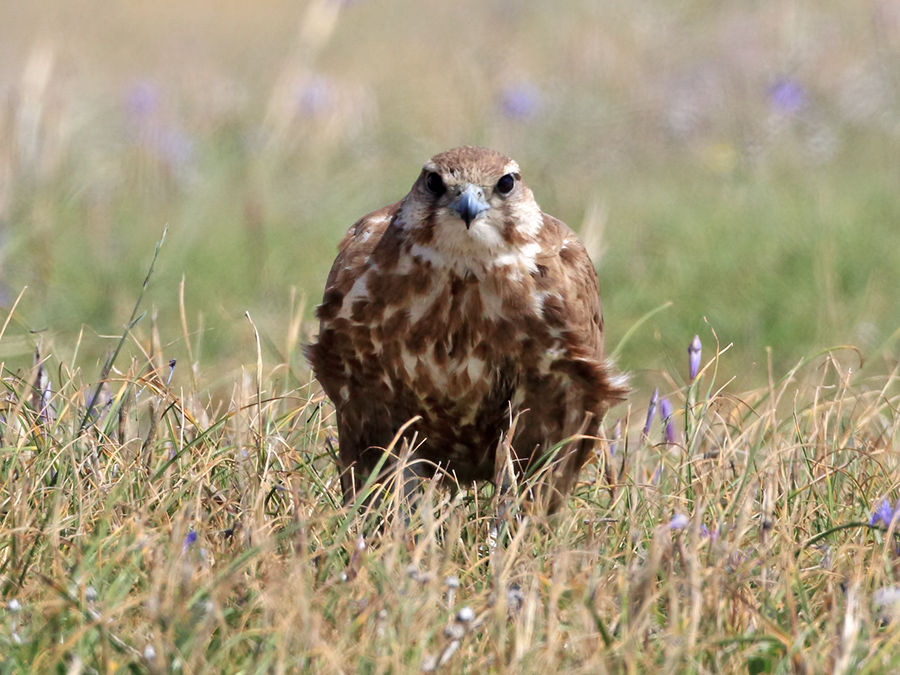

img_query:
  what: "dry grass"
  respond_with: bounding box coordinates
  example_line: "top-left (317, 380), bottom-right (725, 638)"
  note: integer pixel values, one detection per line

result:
top-left (2, 1), bottom-right (899, 379)
top-left (2, 271), bottom-right (900, 673)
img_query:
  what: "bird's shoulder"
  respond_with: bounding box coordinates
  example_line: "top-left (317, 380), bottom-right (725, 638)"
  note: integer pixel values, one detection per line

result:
top-left (316, 203), bottom-right (400, 322)
top-left (330, 204), bottom-right (398, 282)
top-left (534, 213), bottom-right (589, 267)
top-left (531, 212), bottom-right (606, 357)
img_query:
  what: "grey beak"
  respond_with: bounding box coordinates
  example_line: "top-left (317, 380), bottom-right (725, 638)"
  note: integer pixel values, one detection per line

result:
top-left (450, 185), bottom-right (490, 229)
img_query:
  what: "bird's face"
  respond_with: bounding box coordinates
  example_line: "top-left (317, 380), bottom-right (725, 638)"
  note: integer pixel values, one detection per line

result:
top-left (418, 160), bottom-right (518, 231)
top-left (398, 147), bottom-right (543, 259)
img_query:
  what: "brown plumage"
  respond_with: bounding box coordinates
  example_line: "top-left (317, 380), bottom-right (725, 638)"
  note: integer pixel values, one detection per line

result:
top-left (306, 146), bottom-right (627, 509)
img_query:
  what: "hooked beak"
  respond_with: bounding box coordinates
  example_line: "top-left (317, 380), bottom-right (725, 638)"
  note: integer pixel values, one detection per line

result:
top-left (450, 184), bottom-right (490, 229)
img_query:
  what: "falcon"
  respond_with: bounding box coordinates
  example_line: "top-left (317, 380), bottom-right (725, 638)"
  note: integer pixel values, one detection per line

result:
top-left (306, 146), bottom-right (626, 510)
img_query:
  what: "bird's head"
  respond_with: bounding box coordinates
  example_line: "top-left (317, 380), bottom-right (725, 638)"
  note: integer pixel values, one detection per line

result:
top-left (397, 146), bottom-right (543, 259)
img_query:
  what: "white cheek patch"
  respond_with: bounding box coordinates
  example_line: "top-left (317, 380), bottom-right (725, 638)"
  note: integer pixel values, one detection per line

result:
top-left (507, 198), bottom-right (543, 239)
top-left (395, 202), bottom-right (426, 231)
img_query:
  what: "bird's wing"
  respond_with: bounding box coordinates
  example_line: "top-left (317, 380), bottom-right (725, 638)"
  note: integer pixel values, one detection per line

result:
top-left (535, 213), bottom-right (607, 361)
top-left (314, 203), bottom-right (399, 323)
top-left (307, 203), bottom-right (399, 400)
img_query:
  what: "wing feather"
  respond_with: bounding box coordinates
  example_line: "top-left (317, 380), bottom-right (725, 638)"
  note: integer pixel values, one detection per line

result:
top-left (536, 213), bottom-right (606, 360)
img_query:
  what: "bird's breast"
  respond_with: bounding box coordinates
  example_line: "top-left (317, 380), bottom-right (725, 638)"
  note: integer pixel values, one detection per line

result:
top-left (395, 305), bottom-right (489, 412)
top-left (334, 248), bottom-right (558, 419)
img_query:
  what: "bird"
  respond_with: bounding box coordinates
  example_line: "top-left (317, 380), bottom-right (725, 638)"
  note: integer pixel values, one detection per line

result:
top-left (306, 146), bottom-right (627, 511)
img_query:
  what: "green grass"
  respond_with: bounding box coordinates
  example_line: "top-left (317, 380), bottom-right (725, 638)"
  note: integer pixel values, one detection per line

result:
top-left (2, 1), bottom-right (900, 672)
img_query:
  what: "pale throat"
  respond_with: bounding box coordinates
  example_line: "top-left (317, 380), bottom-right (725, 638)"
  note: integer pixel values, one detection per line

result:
top-left (399, 196), bottom-right (544, 275)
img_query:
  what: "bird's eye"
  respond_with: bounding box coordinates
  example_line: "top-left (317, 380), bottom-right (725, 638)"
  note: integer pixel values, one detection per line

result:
top-left (496, 173), bottom-right (515, 195)
top-left (425, 172), bottom-right (446, 196)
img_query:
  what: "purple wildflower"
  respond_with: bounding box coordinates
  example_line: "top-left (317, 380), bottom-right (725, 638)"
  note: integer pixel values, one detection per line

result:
top-left (151, 128), bottom-right (195, 170)
top-left (668, 513), bottom-right (689, 530)
top-left (870, 498), bottom-right (900, 528)
top-left (297, 75), bottom-right (336, 117)
top-left (126, 80), bottom-right (160, 122)
top-left (700, 524), bottom-right (719, 541)
top-left (124, 81), bottom-right (195, 176)
top-left (659, 397), bottom-right (676, 444)
top-left (183, 529), bottom-right (198, 553)
top-left (499, 82), bottom-right (541, 120)
top-left (769, 78), bottom-right (805, 115)
top-left (609, 420), bottom-right (621, 457)
top-left (642, 388), bottom-right (659, 438)
top-left (688, 335), bottom-right (702, 381)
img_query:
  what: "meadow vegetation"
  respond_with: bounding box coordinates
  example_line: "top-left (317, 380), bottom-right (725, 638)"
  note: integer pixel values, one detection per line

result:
top-left (1, 1), bottom-right (900, 672)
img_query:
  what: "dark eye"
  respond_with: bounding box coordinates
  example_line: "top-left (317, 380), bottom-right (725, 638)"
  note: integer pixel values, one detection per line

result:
top-left (496, 173), bottom-right (515, 195)
top-left (425, 172), bottom-right (446, 196)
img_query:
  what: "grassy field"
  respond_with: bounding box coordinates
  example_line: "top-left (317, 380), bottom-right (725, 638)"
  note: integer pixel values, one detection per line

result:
top-left (2, 1), bottom-right (900, 672)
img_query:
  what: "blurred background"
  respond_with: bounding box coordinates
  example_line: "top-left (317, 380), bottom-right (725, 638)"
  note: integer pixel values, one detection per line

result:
top-left (1, 0), bottom-right (898, 390)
